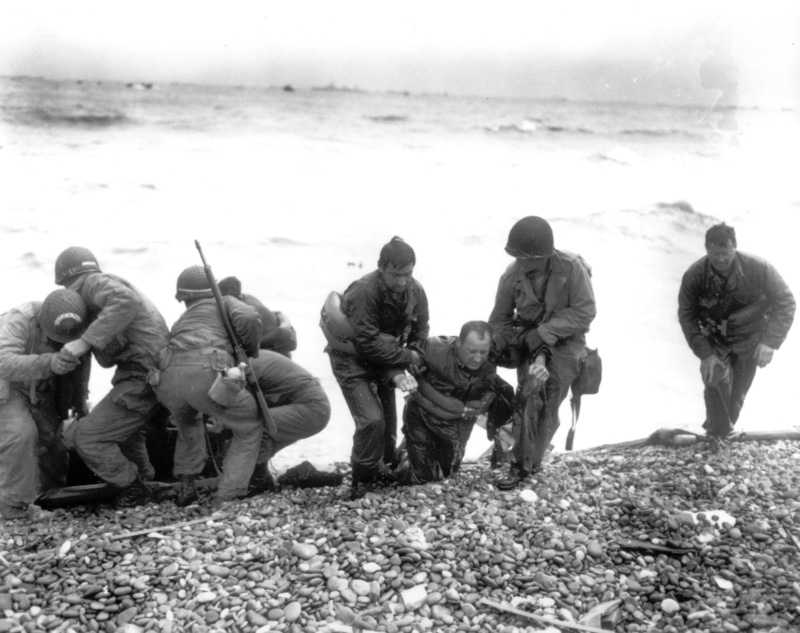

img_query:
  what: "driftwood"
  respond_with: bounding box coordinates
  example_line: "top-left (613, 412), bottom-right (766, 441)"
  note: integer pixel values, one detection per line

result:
top-left (479, 598), bottom-right (608, 633)
top-left (110, 514), bottom-right (228, 541)
top-left (617, 537), bottom-right (695, 556)
top-left (473, 427), bottom-right (800, 464)
top-left (583, 428), bottom-right (800, 452)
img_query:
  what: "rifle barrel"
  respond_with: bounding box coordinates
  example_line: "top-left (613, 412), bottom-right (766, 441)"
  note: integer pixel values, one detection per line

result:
top-left (194, 241), bottom-right (277, 438)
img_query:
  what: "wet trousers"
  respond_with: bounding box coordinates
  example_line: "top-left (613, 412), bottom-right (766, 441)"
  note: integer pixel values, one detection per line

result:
top-left (156, 352), bottom-right (262, 501)
top-left (328, 350), bottom-right (398, 480)
top-left (703, 352), bottom-right (758, 438)
top-left (159, 351), bottom-right (332, 498)
top-left (0, 389), bottom-right (68, 509)
top-left (403, 403), bottom-right (474, 485)
top-left (73, 375), bottom-right (159, 488)
top-left (511, 339), bottom-right (582, 474)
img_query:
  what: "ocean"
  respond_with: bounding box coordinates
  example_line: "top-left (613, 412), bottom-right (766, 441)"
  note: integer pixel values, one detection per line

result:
top-left (1, 75), bottom-right (798, 471)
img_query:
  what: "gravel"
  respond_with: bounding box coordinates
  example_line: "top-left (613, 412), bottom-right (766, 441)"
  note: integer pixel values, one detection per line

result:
top-left (1, 440), bottom-right (799, 633)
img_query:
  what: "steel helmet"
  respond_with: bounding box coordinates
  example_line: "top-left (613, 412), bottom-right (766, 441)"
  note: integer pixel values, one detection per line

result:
top-left (175, 265), bottom-right (213, 302)
top-left (55, 247), bottom-right (102, 285)
top-left (504, 216), bottom-right (554, 258)
top-left (40, 289), bottom-right (88, 344)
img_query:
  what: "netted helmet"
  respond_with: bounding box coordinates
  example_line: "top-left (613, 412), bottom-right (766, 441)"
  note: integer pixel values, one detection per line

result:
top-left (55, 247), bottom-right (102, 284)
top-left (175, 265), bottom-right (213, 302)
top-left (40, 289), bottom-right (88, 344)
top-left (504, 216), bottom-right (554, 258)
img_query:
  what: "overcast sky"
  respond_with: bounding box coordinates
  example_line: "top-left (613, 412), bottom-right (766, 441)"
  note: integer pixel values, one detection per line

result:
top-left (2, 1), bottom-right (798, 107)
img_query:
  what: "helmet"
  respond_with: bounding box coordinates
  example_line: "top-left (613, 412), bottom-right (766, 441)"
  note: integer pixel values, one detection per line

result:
top-left (55, 247), bottom-right (101, 284)
top-left (504, 216), bottom-right (554, 258)
top-left (175, 265), bottom-right (213, 302)
top-left (40, 289), bottom-right (88, 344)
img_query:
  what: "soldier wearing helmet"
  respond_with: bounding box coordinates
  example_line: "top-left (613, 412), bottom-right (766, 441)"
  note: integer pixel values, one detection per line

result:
top-left (156, 265), bottom-right (267, 507)
top-left (489, 217), bottom-right (596, 489)
top-left (54, 246), bottom-right (169, 509)
top-left (158, 266), bottom-right (330, 507)
top-left (0, 289), bottom-right (91, 520)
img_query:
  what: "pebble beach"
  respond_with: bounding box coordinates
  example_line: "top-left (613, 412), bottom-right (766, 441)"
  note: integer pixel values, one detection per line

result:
top-left (1, 439), bottom-right (798, 633)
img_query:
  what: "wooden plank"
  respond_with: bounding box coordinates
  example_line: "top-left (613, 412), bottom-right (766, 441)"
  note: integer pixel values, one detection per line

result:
top-left (479, 598), bottom-right (609, 633)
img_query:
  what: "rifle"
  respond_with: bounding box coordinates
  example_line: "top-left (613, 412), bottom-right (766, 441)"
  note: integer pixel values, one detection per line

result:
top-left (195, 240), bottom-right (277, 439)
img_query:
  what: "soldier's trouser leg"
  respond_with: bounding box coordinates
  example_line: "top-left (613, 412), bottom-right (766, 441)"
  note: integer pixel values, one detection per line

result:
top-left (328, 351), bottom-right (388, 480)
top-left (0, 394), bottom-right (38, 508)
top-left (256, 390), bottom-right (331, 463)
top-left (704, 353), bottom-right (758, 437)
top-left (512, 341), bottom-right (581, 473)
top-left (404, 406), bottom-right (444, 485)
top-left (74, 379), bottom-right (160, 488)
top-left (378, 382), bottom-right (398, 468)
top-left (31, 389), bottom-right (69, 492)
top-left (157, 363), bottom-right (262, 500)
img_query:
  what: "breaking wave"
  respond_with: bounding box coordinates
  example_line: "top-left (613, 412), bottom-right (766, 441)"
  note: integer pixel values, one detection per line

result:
top-left (21, 107), bottom-right (130, 128)
top-left (366, 115), bottom-right (408, 124)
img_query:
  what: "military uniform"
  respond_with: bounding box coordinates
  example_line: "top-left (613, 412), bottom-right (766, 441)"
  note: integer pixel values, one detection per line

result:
top-left (678, 251), bottom-right (795, 437)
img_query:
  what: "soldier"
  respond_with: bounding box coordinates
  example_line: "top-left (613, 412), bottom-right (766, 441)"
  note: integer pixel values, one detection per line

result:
top-left (218, 276), bottom-right (298, 357)
top-left (55, 246), bottom-right (169, 508)
top-left (489, 217), bottom-right (596, 489)
top-left (233, 350), bottom-right (332, 496)
top-left (155, 265), bottom-right (265, 507)
top-left (322, 237), bottom-right (428, 497)
top-left (678, 223), bottom-right (795, 453)
top-left (401, 321), bottom-right (513, 485)
top-left (0, 289), bottom-right (91, 520)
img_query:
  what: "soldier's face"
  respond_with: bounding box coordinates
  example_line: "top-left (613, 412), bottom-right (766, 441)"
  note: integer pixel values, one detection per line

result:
top-left (380, 263), bottom-right (414, 293)
top-left (706, 240), bottom-right (736, 273)
top-left (517, 256), bottom-right (549, 275)
top-left (457, 332), bottom-right (492, 370)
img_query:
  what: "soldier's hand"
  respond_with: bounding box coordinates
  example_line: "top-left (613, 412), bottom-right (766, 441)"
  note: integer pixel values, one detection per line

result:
top-left (409, 350), bottom-right (423, 366)
top-left (754, 343), bottom-right (774, 368)
top-left (393, 373), bottom-right (418, 393)
top-left (62, 338), bottom-right (91, 359)
top-left (700, 354), bottom-right (729, 384)
top-left (528, 363), bottom-right (549, 383)
top-left (50, 353), bottom-right (79, 375)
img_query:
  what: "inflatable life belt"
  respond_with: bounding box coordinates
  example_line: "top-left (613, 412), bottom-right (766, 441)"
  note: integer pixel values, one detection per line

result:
top-left (320, 291), bottom-right (357, 354)
top-left (319, 291), bottom-right (400, 355)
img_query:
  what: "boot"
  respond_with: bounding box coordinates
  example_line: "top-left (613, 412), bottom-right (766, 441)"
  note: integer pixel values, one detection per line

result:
top-left (113, 476), bottom-right (153, 509)
top-left (176, 474), bottom-right (199, 507)
top-left (496, 465), bottom-right (526, 491)
top-left (0, 500), bottom-right (28, 521)
top-left (246, 463), bottom-right (277, 498)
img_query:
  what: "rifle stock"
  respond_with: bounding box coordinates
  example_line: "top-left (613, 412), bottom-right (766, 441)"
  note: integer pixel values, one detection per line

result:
top-left (195, 240), bottom-right (277, 438)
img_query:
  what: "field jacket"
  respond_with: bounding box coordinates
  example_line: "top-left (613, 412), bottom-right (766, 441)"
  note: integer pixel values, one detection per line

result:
top-left (66, 272), bottom-right (169, 376)
top-left (678, 251), bottom-right (795, 359)
top-left (0, 302), bottom-right (90, 414)
top-left (165, 296), bottom-right (262, 359)
top-left (489, 249), bottom-right (597, 354)
top-left (340, 269), bottom-right (429, 368)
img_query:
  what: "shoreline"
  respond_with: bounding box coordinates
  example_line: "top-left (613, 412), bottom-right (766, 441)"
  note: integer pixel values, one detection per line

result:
top-left (2, 440), bottom-right (799, 632)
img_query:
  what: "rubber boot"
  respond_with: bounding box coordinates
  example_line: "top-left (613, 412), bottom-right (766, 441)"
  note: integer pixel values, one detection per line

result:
top-left (176, 474), bottom-right (199, 507)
